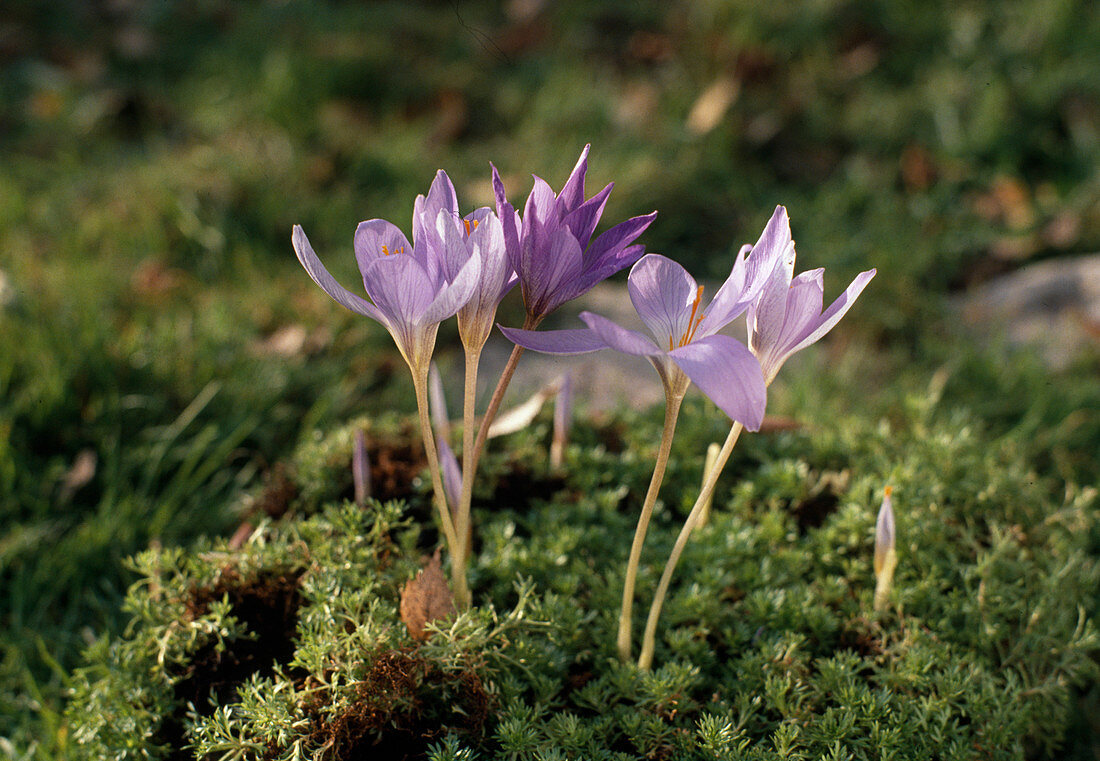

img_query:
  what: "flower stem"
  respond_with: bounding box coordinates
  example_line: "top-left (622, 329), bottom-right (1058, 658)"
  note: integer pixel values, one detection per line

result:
top-left (638, 421), bottom-right (744, 670)
top-left (411, 367), bottom-right (468, 608)
top-left (616, 387), bottom-right (684, 661)
top-left (456, 345), bottom-right (481, 575)
top-left (467, 314), bottom-right (541, 484)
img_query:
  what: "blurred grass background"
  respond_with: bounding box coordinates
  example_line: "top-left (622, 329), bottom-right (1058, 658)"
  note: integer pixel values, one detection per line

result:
top-left (0, 0), bottom-right (1097, 755)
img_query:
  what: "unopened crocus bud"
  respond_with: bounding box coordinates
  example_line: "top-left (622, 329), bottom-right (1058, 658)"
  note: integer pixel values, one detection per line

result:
top-left (429, 361), bottom-right (451, 442)
top-left (353, 430), bottom-right (371, 507)
top-left (696, 442), bottom-right (722, 527)
top-left (550, 373), bottom-right (573, 470)
top-left (873, 485), bottom-right (897, 612)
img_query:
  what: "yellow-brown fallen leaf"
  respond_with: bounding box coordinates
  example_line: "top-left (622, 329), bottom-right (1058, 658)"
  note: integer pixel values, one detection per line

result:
top-left (400, 550), bottom-right (456, 641)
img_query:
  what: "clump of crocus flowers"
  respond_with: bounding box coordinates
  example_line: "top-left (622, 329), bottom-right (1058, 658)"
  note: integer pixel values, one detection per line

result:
top-left (293, 146), bottom-right (874, 667)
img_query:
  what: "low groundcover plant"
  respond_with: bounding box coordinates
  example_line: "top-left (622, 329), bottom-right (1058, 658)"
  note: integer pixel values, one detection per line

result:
top-left (64, 152), bottom-right (1097, 759)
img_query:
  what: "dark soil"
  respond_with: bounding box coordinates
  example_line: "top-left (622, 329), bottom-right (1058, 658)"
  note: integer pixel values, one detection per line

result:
top-left (156, 567), bottom-right (305, 760)
top-left (788, 489), bottom-right (840, 533)
top-left (303, 649), bottom-right (491, 761)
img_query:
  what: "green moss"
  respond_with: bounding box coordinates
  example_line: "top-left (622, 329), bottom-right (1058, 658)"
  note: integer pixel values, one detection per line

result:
top-left (66, 397), bottom-right (1097, 760)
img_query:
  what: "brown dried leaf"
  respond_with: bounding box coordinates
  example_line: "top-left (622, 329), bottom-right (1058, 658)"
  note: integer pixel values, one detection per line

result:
top-left (400, 551), bottom-right (456, 641)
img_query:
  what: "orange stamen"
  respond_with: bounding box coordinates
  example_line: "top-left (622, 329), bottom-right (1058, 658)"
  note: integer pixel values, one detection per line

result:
top-left (675, 286), bottom-right (706, 347)
top-left (462, 219), bottom-right (480, 236)
top-left (381, 245), bottom-right (390, 256)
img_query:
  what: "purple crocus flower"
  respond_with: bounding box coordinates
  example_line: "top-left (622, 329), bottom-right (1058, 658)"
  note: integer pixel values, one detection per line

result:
top-left (746, 206), bottom-right (876, 384)
top-left (292, 171), bottom-right (482, 373)
top-left (501, 253), bottom-right (770, 431)
top-left (491, 145), bottom-right (657, 321)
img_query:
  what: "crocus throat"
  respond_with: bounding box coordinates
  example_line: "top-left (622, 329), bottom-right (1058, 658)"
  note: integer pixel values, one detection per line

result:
top-left (381, 244), bottom-right (406, 256)
top-left (668, 285), bottom-right (706, 350)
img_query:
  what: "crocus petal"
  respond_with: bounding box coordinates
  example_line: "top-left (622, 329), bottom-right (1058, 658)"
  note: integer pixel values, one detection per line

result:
top-left (562, 182), bottom-right (612, 248)
top-left (354, 219), bottom-right (415, 274)
top-left (789, 269), bottom-right (876, 353)
top-left (414, 170), bottom-right (460, 247)
top-left (582, 211), bottom-right (657, 268)
top-left (750, 206), bottom-right (796, 281)
top-left (435, 208), bottom-right (472, 282)
top-left (747, 257), bottom-right (793, 360)
top-left (491, 163), bottom-right (522, 264)
top-left (423, 247), bottom-right (481, 324)
top-left (360, 255), bottom-right (435, 327)
top-left (626, 254), bottom-right (699, 349)
top-left (669, 334), bottom-right (767, 431)
top-left (557, 144), bottom-right (591, 213)
top-left (292, 225), bottom-right (386, 323)
top-left (695, 253), bottom-right (751, 338)
top-left (771, 269), bottom-right (825, 356)
top-left (554, 241), bottom-right (647, 306)
top-left (499, 325), bottom-right (608, 355)
top-left (465, 209), bottom-right (511, 302)
top-left (522, 226), bottom-right (584, 316)
top-left (578, 311), bottom-right (661, 357)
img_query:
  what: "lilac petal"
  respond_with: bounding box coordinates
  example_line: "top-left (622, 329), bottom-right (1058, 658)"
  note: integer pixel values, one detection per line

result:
top-left (789, 269), bottom-right (876, 353)
top-left (419, 170), bottom-right (460, 239)
top-left (435, 208), bottom-right (472, 282)
top-left (360, 255), bottom-right (435, 327)
top-left (750, 206), bottom-right (796, 281)
top-left (747, 257), bottom-right (793, 359)
top-left (562, 182), bottom-right (612, 248)
top-left (423, 246), bottom-right (481, 324)
top-left (517, 176), bottom-right (563, 283)
top-left (626, 254), bottom-right (699, 349)
top-left (578, 311), bottom-right (661, 357)
top-left (465, 210), bottom-right (511, 306)
top-left (772, 269), bottom-right (825, 355)
top-left (354, 219), bottom-right (414, 274)
top-left (293, 225), bottom-right (386, 323)
top-left (492, 165), bottom-right (523, 279)
top-left (554, 241), bottom-right (647, 306)
top-left (557, 144), bottom-right (591, 213)
top-left (583, 211), bottom-right (657, 268)
top-left (522, 226), bottom-right (583, 316)
top-left (437, 438), bottom-right (462, 513)
top-left (669, 334), bottom-right (767, 431)
top-left (696, 254), bottom-right (752, 338)
top-left (499, 325), bottom-right (608, 355)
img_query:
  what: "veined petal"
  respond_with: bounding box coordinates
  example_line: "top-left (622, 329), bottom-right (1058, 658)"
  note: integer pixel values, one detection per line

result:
top-left (747, 257), bottom-right (793, 359)
top-left (522, 226), bottom-right (583, 317)
top-left (491, 163), bottom-right (522, 265)
top-left (465, 210), bottom-right (511, 306)
top-left (669, 334), bottom-right (767, 431)
top-left (578, 311), bottom-right (661, 357)
top-left (557, 144), bottom-right (591, 213)
top-left (418, 170), bottom-right (460, 241)
top-left (435, 208), bottom-right (472, 282)
top-left (772, 268), bottom-right (825, 355)
top-left (293, 225), bottom-right (386, 323)
top-left (360, 255), bottom-right (435, 327)
top-left (499, 325), bottom-right (608, 355)
top-left (789, 269), bottom-right (876, 353)
top-left (750, 206), bottom-right (796, 281)
top-left (627, 254), bottom-right (699, 348)
top-left (696, 252), bottom-right (751, 337)
top-left (582, 210), bottom-right (657, 268)
top-left (563, 182), bottom-right (612, 248)
top-left (423, 246), bottom-right (482, 324)
top-left (354, 219), bottom-right (414, 274)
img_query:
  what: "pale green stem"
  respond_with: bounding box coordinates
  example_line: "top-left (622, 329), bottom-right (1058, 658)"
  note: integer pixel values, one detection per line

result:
top-left (456, 344), bottom-right (481, 577)
top-left (638, 421), bottom-right (745, 670)
top-left (411, 366), bottom-right (468, 608)
top-left (616, 387), bottom-right (685, 662)
top-left (467, 314), bottom-right (541, 486)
